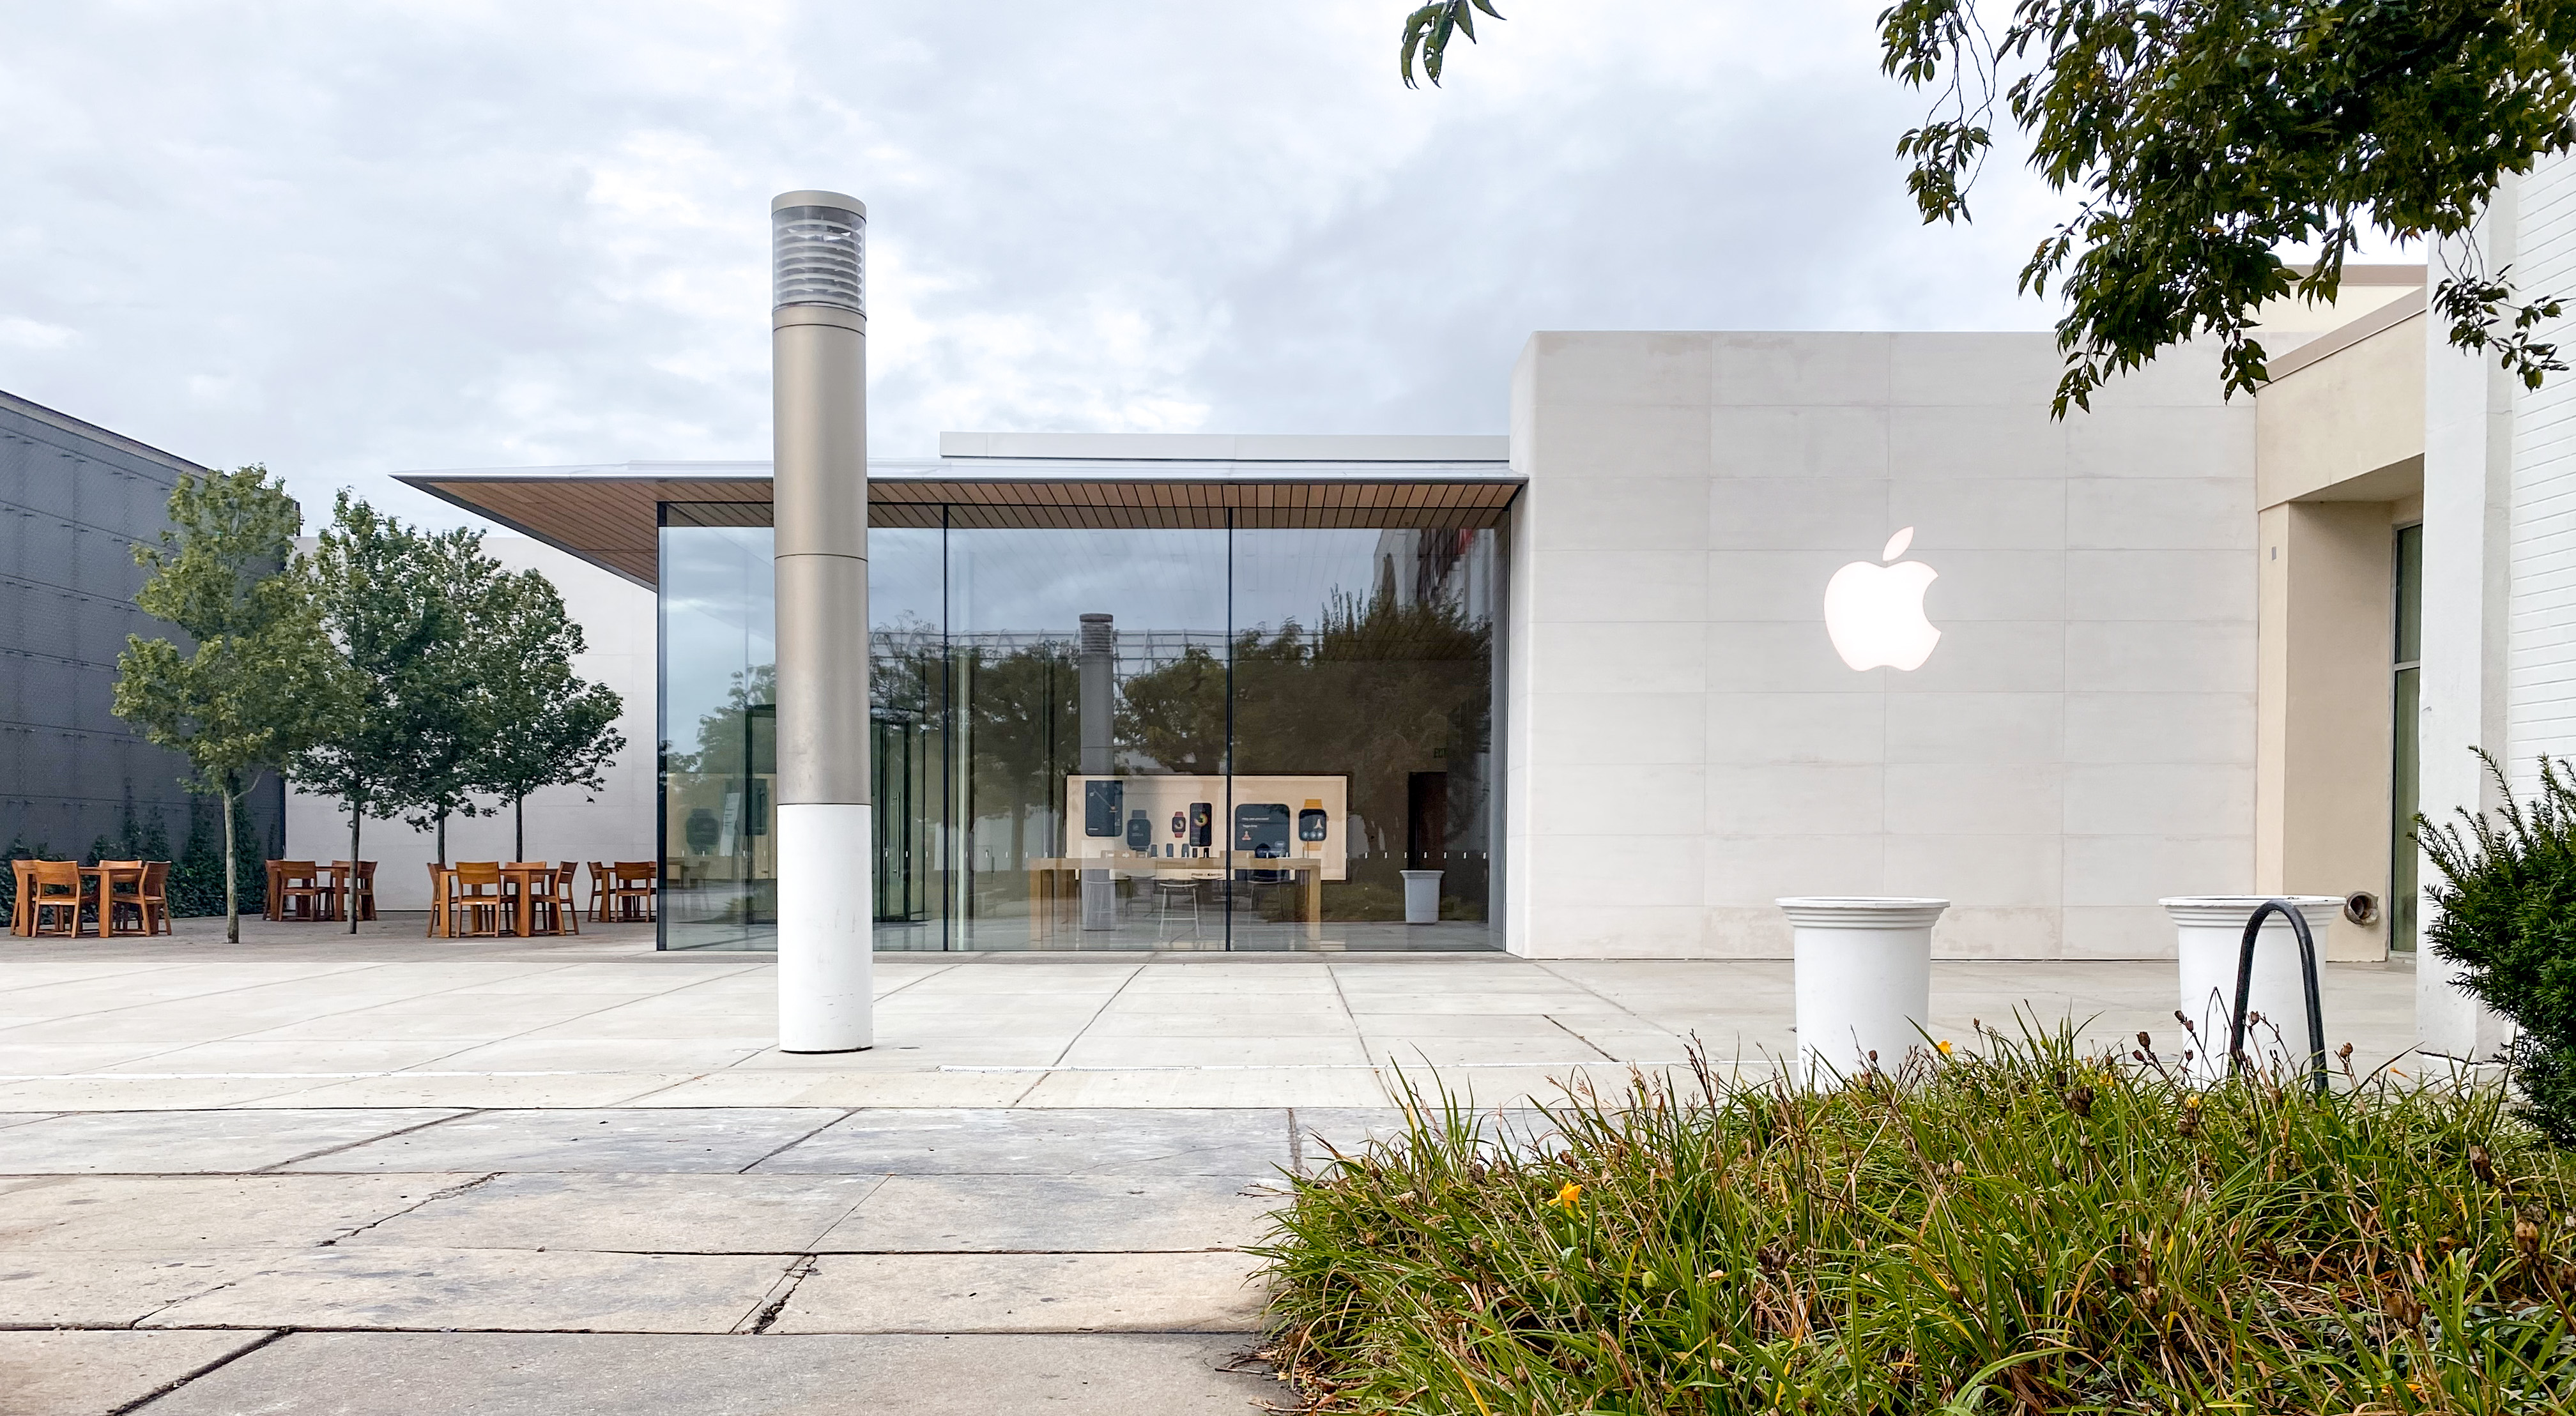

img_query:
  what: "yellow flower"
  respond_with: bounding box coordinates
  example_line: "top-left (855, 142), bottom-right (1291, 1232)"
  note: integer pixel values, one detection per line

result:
top-left (1936, 1040), bottom-right (1954, 1056)
top-left (1547, 1182), bottom-right (1583, 1212)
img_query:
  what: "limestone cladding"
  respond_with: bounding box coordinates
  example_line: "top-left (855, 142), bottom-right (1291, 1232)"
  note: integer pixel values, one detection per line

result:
top-left (1506, 331), bottom-right (2258, 960)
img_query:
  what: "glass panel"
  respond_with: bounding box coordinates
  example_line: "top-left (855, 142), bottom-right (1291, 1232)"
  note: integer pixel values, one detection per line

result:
top-left (949, 528), bottom-right (1229, 949)
top-left (2394, 522), bottom-right (2424, 666)
top-left (1227, 527), bottom-right (1501, 951)
top-left (872, 526), bottom-right (945, 950)
top-left (2391, 522), bottom-right (2424, 952)
top-left (659, 512), bottom-right (777, 949)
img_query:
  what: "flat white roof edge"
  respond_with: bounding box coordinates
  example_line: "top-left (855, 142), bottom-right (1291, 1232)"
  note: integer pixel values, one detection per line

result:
top-left (938, 431), bottom-right (1510, 462)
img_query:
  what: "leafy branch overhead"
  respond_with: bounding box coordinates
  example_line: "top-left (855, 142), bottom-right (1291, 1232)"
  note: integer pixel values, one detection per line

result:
top-left (1400, 0), bottom-right (1503, 88)
top-left (1883, 0), bottom-right (2576, 412)
top-left (1404, 2), bottom-right (2576, 412)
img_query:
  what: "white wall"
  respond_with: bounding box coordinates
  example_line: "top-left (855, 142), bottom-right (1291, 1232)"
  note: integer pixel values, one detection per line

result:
top-left (1508, 331), bottom-right (2258, 959)
top-left (286, 536), bottom-right (657, 910)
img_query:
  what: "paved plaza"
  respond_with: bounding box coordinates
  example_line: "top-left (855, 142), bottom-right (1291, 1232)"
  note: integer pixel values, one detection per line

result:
top-left (0, 918), bottom-right (2419, 1413)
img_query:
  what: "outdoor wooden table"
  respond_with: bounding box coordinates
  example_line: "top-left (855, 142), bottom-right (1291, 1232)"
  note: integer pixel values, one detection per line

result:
top-left (1023, 853), bottom-right (1323, 945)
top-left (82, 864), bottom-right (144, 938)
top-left (263, 859), bottom-right (285, 920)
top-left (501, 863), bottom-right (555, 937)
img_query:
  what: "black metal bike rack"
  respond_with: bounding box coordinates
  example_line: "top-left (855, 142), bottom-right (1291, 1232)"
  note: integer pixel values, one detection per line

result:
top-left (2227, 897), bottom-right (2330, 1095)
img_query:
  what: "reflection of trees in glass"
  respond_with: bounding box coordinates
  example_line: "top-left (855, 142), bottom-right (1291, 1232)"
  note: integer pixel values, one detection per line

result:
top-left (671, 664), bottom-right (775, 775)
top-left (1122, 588), bottom-right (1492, 865)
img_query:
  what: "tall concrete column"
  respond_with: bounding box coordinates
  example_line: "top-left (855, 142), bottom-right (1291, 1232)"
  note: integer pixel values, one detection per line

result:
top-left (770, 190), bottom-right (872, 1053)
top-left (2418, 183), bottom-right (2518, 1060)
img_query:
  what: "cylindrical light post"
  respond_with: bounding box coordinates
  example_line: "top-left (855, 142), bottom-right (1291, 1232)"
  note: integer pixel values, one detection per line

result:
top-left (770, 190), bottom-right (872, 1052)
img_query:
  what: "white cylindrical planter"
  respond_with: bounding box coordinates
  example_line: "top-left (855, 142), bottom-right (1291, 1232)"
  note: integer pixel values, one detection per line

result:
top-left (1401, 870), bottom-right (1443, 925)
top-left (2161, 896), bottom-right (2337, 1079)
top-left (1779, 897), bottom-right (1947, 1079)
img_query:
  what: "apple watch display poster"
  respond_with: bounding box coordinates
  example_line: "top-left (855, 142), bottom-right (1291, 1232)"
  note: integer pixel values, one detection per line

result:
top-left (1062, 774), bottom-right (1347, 879)
top-left (1083, 780), bottom-right (1124, 837)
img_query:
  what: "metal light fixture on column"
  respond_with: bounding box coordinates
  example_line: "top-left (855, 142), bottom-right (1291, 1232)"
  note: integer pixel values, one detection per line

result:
top-left (770, 190), bottom-right (871, 1053)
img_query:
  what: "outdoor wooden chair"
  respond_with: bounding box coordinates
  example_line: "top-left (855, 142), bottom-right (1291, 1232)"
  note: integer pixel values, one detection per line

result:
top-left (98, 862), bottom-right (150, 937)
top-left (26, 860), bottom-right (84, 938)
top-left (9, 858), bottom-right (34, 935)
top-left (608, 860), bottom-right (657, 923)
top-left (275, 861), bottom-right (331, 922)
top-left (585, 861), bottom-right (611, 922)
top-left (448, 863), bottom-right (507, 938)
top-left (334, 860), bottom-right (378, 922)
top-left (528, 863), bottom-right (582, 936)
top-left (132, 861), bottom-right (172, 936)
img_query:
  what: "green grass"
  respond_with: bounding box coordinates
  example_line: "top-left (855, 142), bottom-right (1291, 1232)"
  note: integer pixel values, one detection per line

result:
top-left (1255, 1026), bottom-right (2576, 1414)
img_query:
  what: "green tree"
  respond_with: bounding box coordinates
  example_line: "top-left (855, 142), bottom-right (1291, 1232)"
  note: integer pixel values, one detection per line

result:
top-left (388, 524), bottom-right (510, 864)
top-left (1401, 2), bottom-right (2576, 412)
top-left (471, 567), bottom-right (627, 860)
top-left (111, 466), bottom-right (341, 941)
top-left (289, 494), bottom-right (460, 931)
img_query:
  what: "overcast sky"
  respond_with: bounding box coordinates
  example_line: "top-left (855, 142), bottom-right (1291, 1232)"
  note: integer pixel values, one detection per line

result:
top-left (0, 1), bottom-right (2106, 531)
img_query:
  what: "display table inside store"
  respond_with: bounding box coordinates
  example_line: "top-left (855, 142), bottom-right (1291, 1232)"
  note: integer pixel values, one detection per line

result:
top-left (1023, 853), bottom-right (1323, 945)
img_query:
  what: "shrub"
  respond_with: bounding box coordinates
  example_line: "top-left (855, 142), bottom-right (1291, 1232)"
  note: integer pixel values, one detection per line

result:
top-left (1257, 1030), bottom-right (2576, 1413)
top-left (2421, 750), bottom-right (2576, 1144)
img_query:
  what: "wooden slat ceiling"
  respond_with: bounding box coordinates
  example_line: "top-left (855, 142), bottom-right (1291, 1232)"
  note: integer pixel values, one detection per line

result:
top-left (402, 474), bottom-right (1521, 589)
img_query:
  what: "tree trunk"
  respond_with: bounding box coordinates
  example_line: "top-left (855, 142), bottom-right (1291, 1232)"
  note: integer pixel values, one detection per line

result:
top-left (515, 793), bottom-right (525, 862)
top-left (436, 811), bottom-right (447, 867)
top-left (220, 774), bottom-right (240, 945)
top-left (348, 799), bottom-right (363, 935)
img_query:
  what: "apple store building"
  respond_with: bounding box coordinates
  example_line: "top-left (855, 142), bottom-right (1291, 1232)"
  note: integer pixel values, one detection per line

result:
top-left (408, 329), bottom-right (2289, 961)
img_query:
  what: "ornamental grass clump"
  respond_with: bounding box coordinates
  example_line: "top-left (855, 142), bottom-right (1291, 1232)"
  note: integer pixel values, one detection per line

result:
top-left (1256, 1028), bottom-right (2576, 1414)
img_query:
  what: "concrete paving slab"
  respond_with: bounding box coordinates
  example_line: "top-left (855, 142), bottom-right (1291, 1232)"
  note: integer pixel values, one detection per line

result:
top-left (755, 1108), bottom-right (1290, 1176)
top-left (816, 1174), bottom-right (1280, 1252)
top-left (0, 1328), bottom-right (273, 1416)
top-left (1053, 1037), bottom-right (1371, 1067)
top-left (621, 1072), bottom-right (1038, 1108)
top-left (140, 1247), bottom-right (796, 1332)
top-left (772, 1251), bottom-right (1266, 1333)
top-left (132, 1331), bottom-right (1276, 1415)
top-left (249, 1073), bottom-right (705, 1109)
top-left (0, 1251), bottom-right (272, 1325)
top-left (0, 1109), bottom-right (459, 1173)
top-left (1011, 1066), bottom-right (1392, 1108)
top-left (0, 1111), bottom-right (61, 1131)
top-left (280, 1108), bottom-right (844, 1173)
top-left (349, 1173), bottom-right (884, 1253)
top-left (0, 1076), bottom-right (341, 1110)
top-left (0, 1173), bottom-right (485, 1249)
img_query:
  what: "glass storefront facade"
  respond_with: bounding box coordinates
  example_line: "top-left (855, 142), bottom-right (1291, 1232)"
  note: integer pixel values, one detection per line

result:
top-left (658, 502), bottom-right (1503, 951)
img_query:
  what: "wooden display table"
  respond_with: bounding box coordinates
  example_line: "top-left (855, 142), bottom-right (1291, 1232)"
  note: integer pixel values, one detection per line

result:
top-left (1022, 853), bottom-right (1323, 945)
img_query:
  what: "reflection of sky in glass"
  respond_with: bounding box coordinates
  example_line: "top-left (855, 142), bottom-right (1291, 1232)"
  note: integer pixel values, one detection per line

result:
top-left (1232, 529), bottom-right (1399, 634)
top-left (661, 526), bottom-right (772, 754)
top-left (946, 528), bottom-right (1395, 639)
top-left (661, 524), bottom-right (1484, 740)
top-left (951, 529), bottom-right (1225, 637)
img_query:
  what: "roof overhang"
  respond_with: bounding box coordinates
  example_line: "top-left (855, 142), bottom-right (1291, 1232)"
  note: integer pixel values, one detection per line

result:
top-left (399, 446), bottom-right (1522, 590)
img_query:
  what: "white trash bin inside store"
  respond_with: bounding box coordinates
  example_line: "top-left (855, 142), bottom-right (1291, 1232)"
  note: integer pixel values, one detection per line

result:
top-left (1401, 870), bottom-right (1443, 925)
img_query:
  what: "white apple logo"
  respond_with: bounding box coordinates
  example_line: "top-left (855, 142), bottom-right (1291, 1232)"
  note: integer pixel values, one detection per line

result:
top-left (1823, 527), bottom-right (1940, 671)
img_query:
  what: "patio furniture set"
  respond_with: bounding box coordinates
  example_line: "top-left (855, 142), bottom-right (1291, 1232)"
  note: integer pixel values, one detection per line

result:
top-left (7, 859), bottom-right (172, 938)
top-left (422, 860), bottom-right (657, 938)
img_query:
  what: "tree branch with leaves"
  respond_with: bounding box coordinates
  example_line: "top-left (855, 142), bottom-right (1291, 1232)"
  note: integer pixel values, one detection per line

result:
top-left (1402, 1), bottom-right (2576, 412)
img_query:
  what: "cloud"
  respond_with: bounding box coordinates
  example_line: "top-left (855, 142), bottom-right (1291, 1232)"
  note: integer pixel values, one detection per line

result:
top-left (0, 1), bottom-right (2096, 531)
